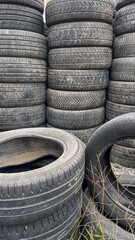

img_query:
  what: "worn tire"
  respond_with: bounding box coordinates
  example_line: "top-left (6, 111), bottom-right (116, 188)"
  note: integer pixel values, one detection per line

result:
top-left (82, 188), bottom-right (135, 240)
top-left (47, 107), bottom-right (105, 130)
top-left (106, 101), bottom-right (135, 120)
top-left (116, 0), bottom-right (135, 10)
top-left (47, 123), bottom-right (102, 145)
top-left (108, 81), bottom-right (135, 105)
top-left (0, 4), bottom-right (43, 34)
top-left (46, 0), bottom-right (113, 27)
top-left (111, 58), bottom-right (135, 81)
top-left (47, 89), bottom-right (106, 110)
top-left (110, 144), bottom-right (135, 167)
top-left (0, 104), bottom-right (45, 130)
top-left (0, 128), bottom-right (85, 238)
top-left (0, 0), bottom-right (44, 13)
top-left (114, 4), bottom-right (135, 36)
top-left (118, 175), bottom-right (135, 194)
top-left (48, 22), bottom-right (113, 48)
top-left (0, 83), bottom-right (46, 107)
top-left (0, 30), bottom-right (47, 59)
top-left (118, 138), bottom-right (135, 148)
top-left (85, 113), bottom-right (135, 232)
top-left (48, 69), bottom-right (109, 91)
top-left (49, 47), bottom-right (112, 70)
top-left (0, 58), bottom-right (47, 83)
top-left (114, 33), bottom-right (135, 58)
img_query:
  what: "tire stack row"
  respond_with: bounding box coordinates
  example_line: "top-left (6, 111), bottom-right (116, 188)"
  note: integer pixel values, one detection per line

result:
top-left (46, 0), bottom-right (114, 145)
top-left (106, 0), bottom-right (135, 168)
top-left (0, 0), bottom-right (47, 131)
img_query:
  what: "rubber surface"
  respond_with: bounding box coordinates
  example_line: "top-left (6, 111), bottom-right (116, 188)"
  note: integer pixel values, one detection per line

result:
top-left (0, 104), bottom-right (45, 130)
top-left (114, 33), bottom-right (135, 58)
top-left (0, 58), bottom-right (47, 83)
top-left (116, 0), bottom-right (135, 10)
top-left (0, 30), bottom-right (47, 59)
top-left (85, 113), bottom-right (135, 231)
top-left (47, 89), bottom-right (106, 110)
top-left (114, 3), bottom-right (135, 36)
top-left (108, 81), bottom-right (135, 105)
top-left (47, 123), bottom-right (102, 145)
top-left (48, 69), bottom-right (109, 91)
top-left (48, 22), bottom-right (113, 48)
top-left (111, 58), bottom-right (135, 81)
top-left (106, 101), bottom-right (135, 120)
top-left (46, 0), bottom-right (114, 27)
top-left (110, 144), bottom-right (135, 167)
top-left (0, 83), bottom-right (46, 107)
top-left (47, 106), bottom-right (105, 130)
top-left (0, 4), bottom-right (43, 34)
top-left (82, 188), bottom-right (135, 240)
top-left (49, 47), bottom-right (112, 70)
top-left (0, 128), bottom-right (85, 238)
top-left (0, 0), bottom-right (44, 13)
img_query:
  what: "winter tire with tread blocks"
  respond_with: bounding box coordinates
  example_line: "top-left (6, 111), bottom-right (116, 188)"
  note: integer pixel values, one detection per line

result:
top-left (0, 128), bottom-right (85, 239)
top-left (49, 47), bottom-right (112, 70)
top-left (48, 22), bottom-right (113, 48)
top-left (46, 0), bottom-right (114, 27)
top-left (0, 4), bottom-right (43, 34)
top-left (47, 106), bottom-right (105, 130)
top-left (48, 69), bottom-right (109, 91)
top-left (47, 89), bottom-right (106, 110)
top-left (0, 104), bottom-right (45, 130)
top-left (114, 33), bottom-right (135, 58)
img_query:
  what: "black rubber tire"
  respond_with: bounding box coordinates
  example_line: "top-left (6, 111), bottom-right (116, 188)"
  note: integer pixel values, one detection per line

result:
top-left (118, 175), bottom-right (135, 194)
top-left (116, 0), bottom-right (135, 10)
top-left (0, 128), bottom-right (85, 239)
top-left (48, 69), bottom-right (109, 91)
top-left (85, 113), bottom-right (135, 232)
top-left (47, 123), bottom-right (102, 145)
top-left (111, 58), bottom-right (135, 81)
top-left (118, 138), bottom-right (135, 148)
top-left (47, 106), bottom-right (105, 130)
top-left (47, 89), bottom-right (106, 110)
top-left (114, 3), bottom-right (135, 36)
top-left (0, 0), bottom-right (44, 13)
top-left (0, 58), bottom-right (47, 83)
top-left (0, 83), bottom-right (46, 107)
top-left (0, 104), bottom-right (45, 130)
top-left (49, 47), bottom-right (112, 70)
top-left (0, 4), bottom-right (43, 34)
top-left (82, 188), bottom-right (135, 240)
top-left (0, 30), bottom-right (47, 59)
top-left (106, 100), bottom-right (135, 120)
top-left (110, 144), bottom-right (135, 167)
top-left (48, 22), bottom-right (113, 48)
top-left (44, 23), bottom-right (48, 37)
top-left (114, 33), bottom-right (135, 58)
top-left (108, 81), bottom-right (135, 105)
top-left (46, 0), bottom-right (113, 27)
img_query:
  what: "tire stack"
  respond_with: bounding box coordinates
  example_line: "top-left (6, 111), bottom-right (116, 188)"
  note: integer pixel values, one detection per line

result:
top-left (46, 0), bottom-right (114, 145)
top-left (106, 0), bottom-right (135, 168)
top-left (0, 0), bottom-right (47, 131)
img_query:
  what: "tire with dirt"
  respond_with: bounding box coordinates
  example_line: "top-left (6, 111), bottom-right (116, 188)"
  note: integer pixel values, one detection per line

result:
top-left (0, 0), bottom-right (44, 12)
top-left (0, 128), bottom-right (85, 239)
top-left (114, 33), bottom-right (135, 58)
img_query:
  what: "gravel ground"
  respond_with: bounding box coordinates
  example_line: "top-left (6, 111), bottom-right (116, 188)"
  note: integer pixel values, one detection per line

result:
top-left (112, 163), bottom-right (135, 176)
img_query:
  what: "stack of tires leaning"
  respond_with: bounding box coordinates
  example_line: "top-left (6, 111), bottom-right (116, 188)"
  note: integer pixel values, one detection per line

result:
top-left (0, 128), bottom-right (85, 239)
top-left (0, 0), bottom-right (47, 131)
top-left (46, 0), bottom-right (114, 144)
top-left (82, 114), bottom-right (135, 239)
top-left (106, 0), bottom-right (135, 169)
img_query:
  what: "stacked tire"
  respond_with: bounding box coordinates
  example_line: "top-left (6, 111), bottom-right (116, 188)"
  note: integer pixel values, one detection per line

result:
top-left (106, 0), bottom-right (135, 168)
top-left (0, 0), bottom-right (47, 131)
top-left (46, 0), bottom-right (114, 145)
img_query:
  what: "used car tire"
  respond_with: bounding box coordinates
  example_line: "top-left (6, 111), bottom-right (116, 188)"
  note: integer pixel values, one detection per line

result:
top-left (47, 106), bottom-right (105, 130)
top-left (114, 33), bottom-right (135, 58)
top-left (47, 89), bottom-right (106, 110)
top-left (48, 69), bottom-right (109, 91)
top-left (49, 47), bottom-right (112, 70)
top-left (85, 113), bottom-right (135, 232)
top-left (48, 22), bottom-right (113, 48)
top-left (0, 128), bottom-right (85, 239)
top-left (46, 0), bottom-right (113, 27)
top-left (116, 0), bottom-right (135, 10)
